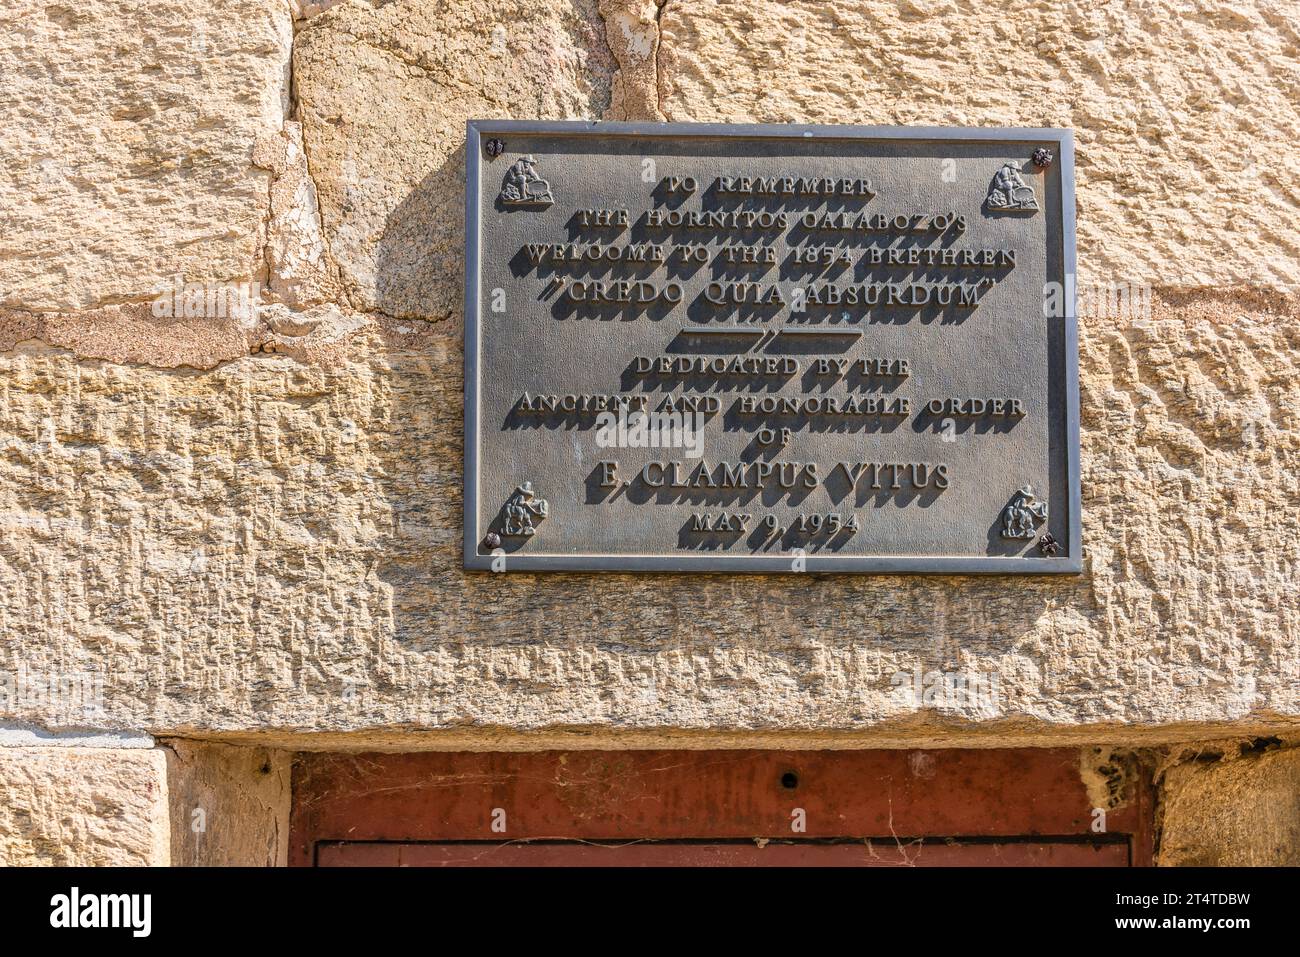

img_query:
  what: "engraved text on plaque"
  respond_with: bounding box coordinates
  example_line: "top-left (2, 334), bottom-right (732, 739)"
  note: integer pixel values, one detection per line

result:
top-left (464, 122), bottom-right (1080, 573)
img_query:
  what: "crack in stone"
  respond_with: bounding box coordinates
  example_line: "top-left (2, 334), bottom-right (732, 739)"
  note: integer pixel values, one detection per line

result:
top-left (599, 0), bottom-right (669, 121)
top-left (654, 0), bottom-right (668, 120)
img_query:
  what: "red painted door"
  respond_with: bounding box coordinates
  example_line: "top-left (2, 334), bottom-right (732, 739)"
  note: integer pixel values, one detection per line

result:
top-left (290, 749), bottom-right (1152, 867)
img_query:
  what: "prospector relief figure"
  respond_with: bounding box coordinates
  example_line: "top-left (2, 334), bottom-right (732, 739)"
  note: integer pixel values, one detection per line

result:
top-left (499, 155), bottom-right (554, 206)
top-left (986, 162), bottom-right (1038, 212)
top-left (502, 482), bottom-right (548, 536)
top-left (1001, 484), bottom-right (1048, 539)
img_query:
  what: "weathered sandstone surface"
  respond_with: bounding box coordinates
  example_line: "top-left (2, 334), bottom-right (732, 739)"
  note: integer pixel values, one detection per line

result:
top-left (0, 0), bottom-right (1294, 746)
top-left (0, 747), bottom-right (169, 865)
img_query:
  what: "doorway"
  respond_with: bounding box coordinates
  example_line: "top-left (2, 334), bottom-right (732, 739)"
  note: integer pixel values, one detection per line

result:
top-left (290, 748), bottom-right (1152, 866)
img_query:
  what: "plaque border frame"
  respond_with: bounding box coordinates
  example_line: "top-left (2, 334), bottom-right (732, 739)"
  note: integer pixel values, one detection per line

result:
top-left (464, 120), bottom-right (1081, 574)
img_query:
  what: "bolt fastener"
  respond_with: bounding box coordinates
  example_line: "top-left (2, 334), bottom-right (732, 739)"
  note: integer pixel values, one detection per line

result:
top-left (485, 532), bottom-right (502, 548)
top-left (484, 138), bottom-right (505, 159)
top-left (1031, 147), bottom-right (1054, 169)
top-left (1037, 532), bottom-right (1061, 556)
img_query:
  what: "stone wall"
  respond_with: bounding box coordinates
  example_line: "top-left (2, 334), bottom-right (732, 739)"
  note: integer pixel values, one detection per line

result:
top-left (0, 745), bottom-right (169, 865)
top-left (0, 0), bottom-right (1297, 865)
top-left (0, 0), bottom-right (1294, 746)
top-left (1158, 738), bottom-right (1300, 866)
top-left (164, 739), bottom-right (290, 866)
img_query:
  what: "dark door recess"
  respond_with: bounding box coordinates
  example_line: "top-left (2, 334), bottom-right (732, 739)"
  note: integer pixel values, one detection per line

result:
top-left (290, 749), bottom-right (1153, 867)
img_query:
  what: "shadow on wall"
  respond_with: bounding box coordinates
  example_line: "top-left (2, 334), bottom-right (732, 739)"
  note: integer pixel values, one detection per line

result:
top-left (371, 142), bottom-right (468, 324)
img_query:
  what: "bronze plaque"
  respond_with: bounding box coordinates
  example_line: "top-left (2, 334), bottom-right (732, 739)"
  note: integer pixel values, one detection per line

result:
top-left (464, 122), bottom-right (1079, 573)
